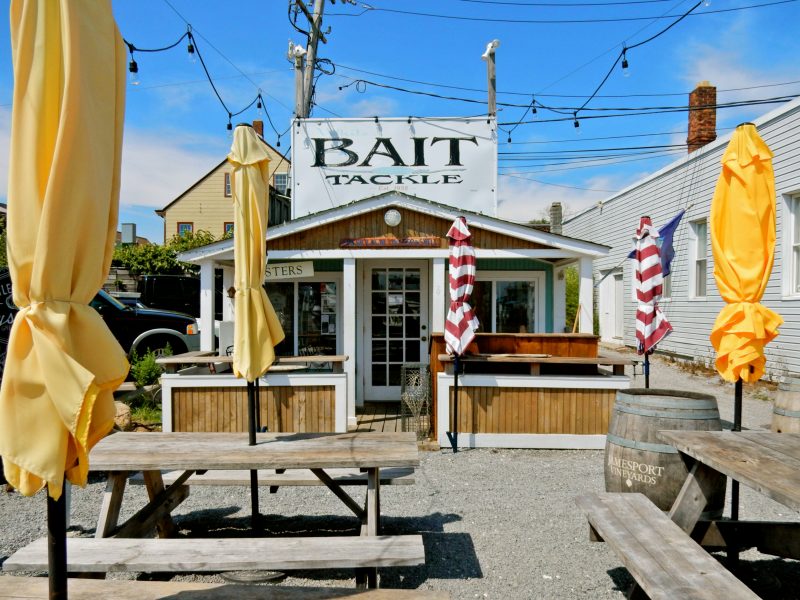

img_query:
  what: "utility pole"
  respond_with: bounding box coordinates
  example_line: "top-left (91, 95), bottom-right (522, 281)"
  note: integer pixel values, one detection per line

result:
top-left (481, 39), bottom-right (500, 118)
top-left (296, 0), bottom-right (327, 118)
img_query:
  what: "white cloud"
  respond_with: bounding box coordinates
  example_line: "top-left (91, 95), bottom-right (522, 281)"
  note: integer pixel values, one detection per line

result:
top-left (119, 128), bottom-right (224, 208)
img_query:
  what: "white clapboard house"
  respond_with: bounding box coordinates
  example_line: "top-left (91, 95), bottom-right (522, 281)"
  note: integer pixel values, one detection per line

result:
top-left (563, 88), bottom-right (800, 378)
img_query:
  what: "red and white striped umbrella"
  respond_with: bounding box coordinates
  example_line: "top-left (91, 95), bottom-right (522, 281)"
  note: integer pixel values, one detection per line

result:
top-left (444, 217), bottom-right (479, 355)
top-left (634, 216), bottom-right (672, 354)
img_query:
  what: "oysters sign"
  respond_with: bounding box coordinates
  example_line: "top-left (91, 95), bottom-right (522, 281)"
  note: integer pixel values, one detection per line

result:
top-left (291, 117), bottom-right (497, 218)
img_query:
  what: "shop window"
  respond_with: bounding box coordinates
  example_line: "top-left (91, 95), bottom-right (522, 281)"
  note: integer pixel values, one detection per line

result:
top-left (274, 172), bottom-right (289, 194)
top-left (786, 194), bottom-right (800, 296)
top-left (177, 222), bottom-right (193, 236)
top-left (224, 172), bottom-right (231, 197)
top-left (470, 273), bottom-right (544, 333)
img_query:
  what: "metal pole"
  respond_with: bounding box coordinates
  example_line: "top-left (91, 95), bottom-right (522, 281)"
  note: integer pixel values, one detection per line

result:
top-left (448, 355), bottom-right (460, 453)
top-left (644, 352), bottom-right (650, 389)
top-left (247, 380), bottom-right (259, 530)
top-left (47, 488), bottom-right (67, 600)
top-left (728, 377), bottom-right (743, 568)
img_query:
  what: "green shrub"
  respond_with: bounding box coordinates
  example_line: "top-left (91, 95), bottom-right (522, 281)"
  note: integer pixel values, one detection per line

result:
top-left (129, 347), bottom-right (168, 388)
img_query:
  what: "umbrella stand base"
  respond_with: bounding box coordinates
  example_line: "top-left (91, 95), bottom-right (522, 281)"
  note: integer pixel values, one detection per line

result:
top-left (221, 570), bottom-right (286, 584)
top-left (445, 431), bottom-right (459, 453)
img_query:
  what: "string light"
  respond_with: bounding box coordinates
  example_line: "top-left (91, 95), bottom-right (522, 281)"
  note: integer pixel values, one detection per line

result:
top-left (621, 48), bottom-right (630, 77)
top-left (128, 58), bottom-right (140, 85)
top-left (573, 111), bottom-right (580, 129)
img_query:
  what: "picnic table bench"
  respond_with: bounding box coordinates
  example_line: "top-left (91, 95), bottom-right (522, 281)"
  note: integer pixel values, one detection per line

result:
top-left (0, 575), bottom-right (449, 599)
top-left (575, 492), bottom-right (758, 600)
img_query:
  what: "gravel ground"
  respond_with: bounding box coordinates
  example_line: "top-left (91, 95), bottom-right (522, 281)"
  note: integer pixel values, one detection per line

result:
top-left (1, 349), bottom-right (799, 598)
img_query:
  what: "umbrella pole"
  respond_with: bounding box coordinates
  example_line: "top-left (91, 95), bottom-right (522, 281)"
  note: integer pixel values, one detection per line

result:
top-left (727, 377), bottom-right (743, 568)
top-left (446, 354), bottom-right (460, 453)
top-left (247, 380), bottom-right (260, 531)
top-left (47, 486), bottom-right (67, 600)
top-left (643, 352), bottom-right (650, 389)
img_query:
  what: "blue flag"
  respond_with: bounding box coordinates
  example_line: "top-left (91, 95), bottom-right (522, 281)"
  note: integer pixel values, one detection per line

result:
top-left (627, 209), bottom-right (685, 276)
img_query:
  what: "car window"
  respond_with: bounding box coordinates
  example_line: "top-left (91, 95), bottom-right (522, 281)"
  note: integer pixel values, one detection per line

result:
top-left (94, 289), bottom-right (127, 310)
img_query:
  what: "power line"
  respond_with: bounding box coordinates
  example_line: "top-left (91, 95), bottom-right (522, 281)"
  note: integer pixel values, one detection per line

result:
top-left (332, 62), bottom-right (800, 99)
top-left (500, 143), bottom-right (687, 155)
top-left (349, 0), bottom-right (798, 24)
top-left (500, 173), bottom-right (620, 194)
top-left (459, 0), bottom-right (677, 5)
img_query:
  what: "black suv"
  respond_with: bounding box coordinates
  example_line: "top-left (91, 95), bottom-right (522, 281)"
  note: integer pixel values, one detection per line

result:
top-left (90, 289), bottom-right (200, 357)
top-left (137, 275), bottom-right (200, 317)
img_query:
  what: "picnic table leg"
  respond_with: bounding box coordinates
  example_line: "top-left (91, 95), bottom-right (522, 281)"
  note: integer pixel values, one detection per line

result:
top-left (143, 470), bottom-right (181, 538)
top-left (95, 471), bottom-right (128, 538)
top-left (356, 467), bottom-right (381, 589)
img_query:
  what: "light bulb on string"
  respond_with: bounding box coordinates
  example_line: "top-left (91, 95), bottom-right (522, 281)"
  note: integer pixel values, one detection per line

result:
top-left (187, 41), bottom-right (196, 64)
top-left (128, 59), bottom-right (140, 86)
top-left (257, 93), bottom-right (264, 117)
top-left (276, 135), bottom-right (281, 148)
top-left (621, 48), bottom-right (630, 78)
top-left (531, 96), bottom-right (537, 117)
top-left (226, 114), bottom-right (233, 138)
top-left (573, 112), bottom-right (581, 134)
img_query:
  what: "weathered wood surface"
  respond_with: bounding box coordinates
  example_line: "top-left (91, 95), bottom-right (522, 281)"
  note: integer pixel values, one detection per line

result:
top-left (447, 387), bottom-right (616, 435)
top-left (158, 353), bottom-right (348, 373)
top-left (659, 431), bottom-right (800, 512)
top-left (129, 467), bottom-right (415, 487)
top-left (89, 432), bottom-right (420, 472)
top-left (171, 385), bottom-right (337, 433)
top-left (437, 353), bottom-right (632, 366)
top-left (576, 493), bottom-right (759, 600)
top-left (3, 535), bottom-right (426, 573)
top-left (0, 576), bottom-right (450, 599)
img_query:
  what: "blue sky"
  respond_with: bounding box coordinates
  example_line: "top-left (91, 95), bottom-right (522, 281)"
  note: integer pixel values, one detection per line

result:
top-left (2, 0), bottom-right (800, 243)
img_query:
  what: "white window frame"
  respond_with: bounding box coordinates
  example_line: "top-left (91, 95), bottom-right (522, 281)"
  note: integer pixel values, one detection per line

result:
top-left (473, 271), bottom-right (546, 333)
top-left (274, 172), bottom-right (289, 195)
top-left (689, 219), bottom-right (708, 300)
top-left (782, 193), bottom-right (800, 299)
top-left (662, 273), bottom-right (672, 300)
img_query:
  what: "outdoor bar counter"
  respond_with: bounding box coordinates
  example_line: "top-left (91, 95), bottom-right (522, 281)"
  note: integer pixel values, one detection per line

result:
top-left (430, 333), bottom-right (632, 449)
top-left (157, 353), bottom-right (349, 433)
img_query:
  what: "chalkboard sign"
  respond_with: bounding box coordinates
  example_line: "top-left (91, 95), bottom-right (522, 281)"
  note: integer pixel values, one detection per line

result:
top-left (0, 268), bottom-right (17, 379)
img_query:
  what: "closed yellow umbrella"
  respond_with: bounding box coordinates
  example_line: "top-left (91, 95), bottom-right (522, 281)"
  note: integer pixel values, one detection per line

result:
top-left (228, 124), bottom-right (285, 382)
top-left (0, 0), bottom-right (128, 594)
top-left (710, 123), bottom-right (782, 387)
top-left (709, 122), bottom-right (783, 547)
top-left (227, 123), bottom-right (285, 528)
top-left (0, 0), bottom-right (128, 502)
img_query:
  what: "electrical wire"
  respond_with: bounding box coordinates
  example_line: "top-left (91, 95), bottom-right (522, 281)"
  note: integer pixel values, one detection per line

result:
top-left (459, 0), bottom-right (678, 5)
top-left (500, 173), bottom-right (620, 194)
top-left (350, 0), bottom-right (798, 24)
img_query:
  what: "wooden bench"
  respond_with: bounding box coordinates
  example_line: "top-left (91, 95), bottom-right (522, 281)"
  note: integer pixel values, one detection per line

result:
top-left (128, 467), bottom-right (414, 492)
top-left (0, 575), bottom-right (449, 599)
top-left (575, 493), bottom-right (759, 600)
top-left (3, 535), bottom-right (425, 577)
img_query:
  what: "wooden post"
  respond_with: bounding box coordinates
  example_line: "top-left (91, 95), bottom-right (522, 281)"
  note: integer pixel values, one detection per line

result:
top-left (481, 40), bottom-right (499, 117)
top-left (301, 0), bottom-right (326, 118)
top-left (293, 51), bottom-right (305, 118)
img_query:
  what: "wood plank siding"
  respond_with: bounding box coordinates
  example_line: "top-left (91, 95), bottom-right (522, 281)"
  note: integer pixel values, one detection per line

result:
top-left (563, 99), bottom-right (800, 377)
top-left (268, 207), bottom-right (549, 251)
top-left (449, 386), bottom-right (615, 434)
top-left (171, 386), bottom-right (336, 433)
top-left (160, 151), bottom-right (290, 241)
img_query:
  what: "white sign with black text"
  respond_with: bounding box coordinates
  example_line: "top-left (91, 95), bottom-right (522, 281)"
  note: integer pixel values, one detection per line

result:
top-left (265, 261), bottom-right (315, 281)
top-left (291, 117), bottom-right (497, 218)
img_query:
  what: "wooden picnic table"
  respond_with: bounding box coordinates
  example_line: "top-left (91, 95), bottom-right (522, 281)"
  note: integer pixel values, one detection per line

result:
top-left (660, 430), bottom-right (800, 557)
top-left (2, 431), bottom-right (424, 588)
top-left (157, 352), bottom-right (348, 374)
top-left (88, 431), bottom-right (418, 539)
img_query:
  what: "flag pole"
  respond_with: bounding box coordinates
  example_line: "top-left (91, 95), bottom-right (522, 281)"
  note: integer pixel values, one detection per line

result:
top-left (47, 484), bottom-right (67, 600)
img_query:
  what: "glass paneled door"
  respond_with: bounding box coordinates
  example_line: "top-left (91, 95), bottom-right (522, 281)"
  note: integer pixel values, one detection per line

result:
top-left (364, 261), bottom-right (429, 401)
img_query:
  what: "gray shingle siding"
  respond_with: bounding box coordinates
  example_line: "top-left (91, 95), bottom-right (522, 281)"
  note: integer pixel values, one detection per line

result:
top-left (563, 98), bottom-right (800, 378)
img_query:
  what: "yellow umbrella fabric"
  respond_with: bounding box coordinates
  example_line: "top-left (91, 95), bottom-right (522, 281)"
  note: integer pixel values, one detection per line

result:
top-left (0, 0), bottom-right (129, 500)
top-left (228, 125), bottom-right (285, 382)
top-left (709, 123), bottom-right (782, 383)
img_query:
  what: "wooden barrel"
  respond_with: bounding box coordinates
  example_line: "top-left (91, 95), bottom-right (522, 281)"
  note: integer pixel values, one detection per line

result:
top-left (604, 388), bottom-right (726, 517)
top-left (772, 378), bottom-right (800, 433)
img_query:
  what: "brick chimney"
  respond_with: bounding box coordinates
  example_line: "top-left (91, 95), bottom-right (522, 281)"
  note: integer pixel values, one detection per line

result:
top-left (252, 120), bottom-right (264, 138)
top-left (549, 202), bottom-right (563, 235)
top-left (687, 81), bottom-right (716, 153)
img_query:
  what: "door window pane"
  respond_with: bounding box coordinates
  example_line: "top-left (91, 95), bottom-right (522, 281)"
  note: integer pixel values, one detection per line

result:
top-left (405, 270), bottom-right (421, 290)
top-left (405, 316), bottom-right (420, 338)
top-left (298, 282), bottom-right (337, 356)
top-left (471, 281), bottom-right (491, 331)
top-left (389, 340), bottom-right (404, 360)
top-left (388, 269), bottom-right (404, 290)
top-left (372, 364), bottom-right (387, 386)
top-left (372, 271), bottom-right (386, 290)
top-left (372, 316), bottom-right (386, 337)
top-left (265, 282), bottom-right (294, 357)
top-left (373, 340), bottom-right (387, 362)
top-left (371, 292), bottom-right (386, 314)
top-left (388, 364), bottom-right (402, 386)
